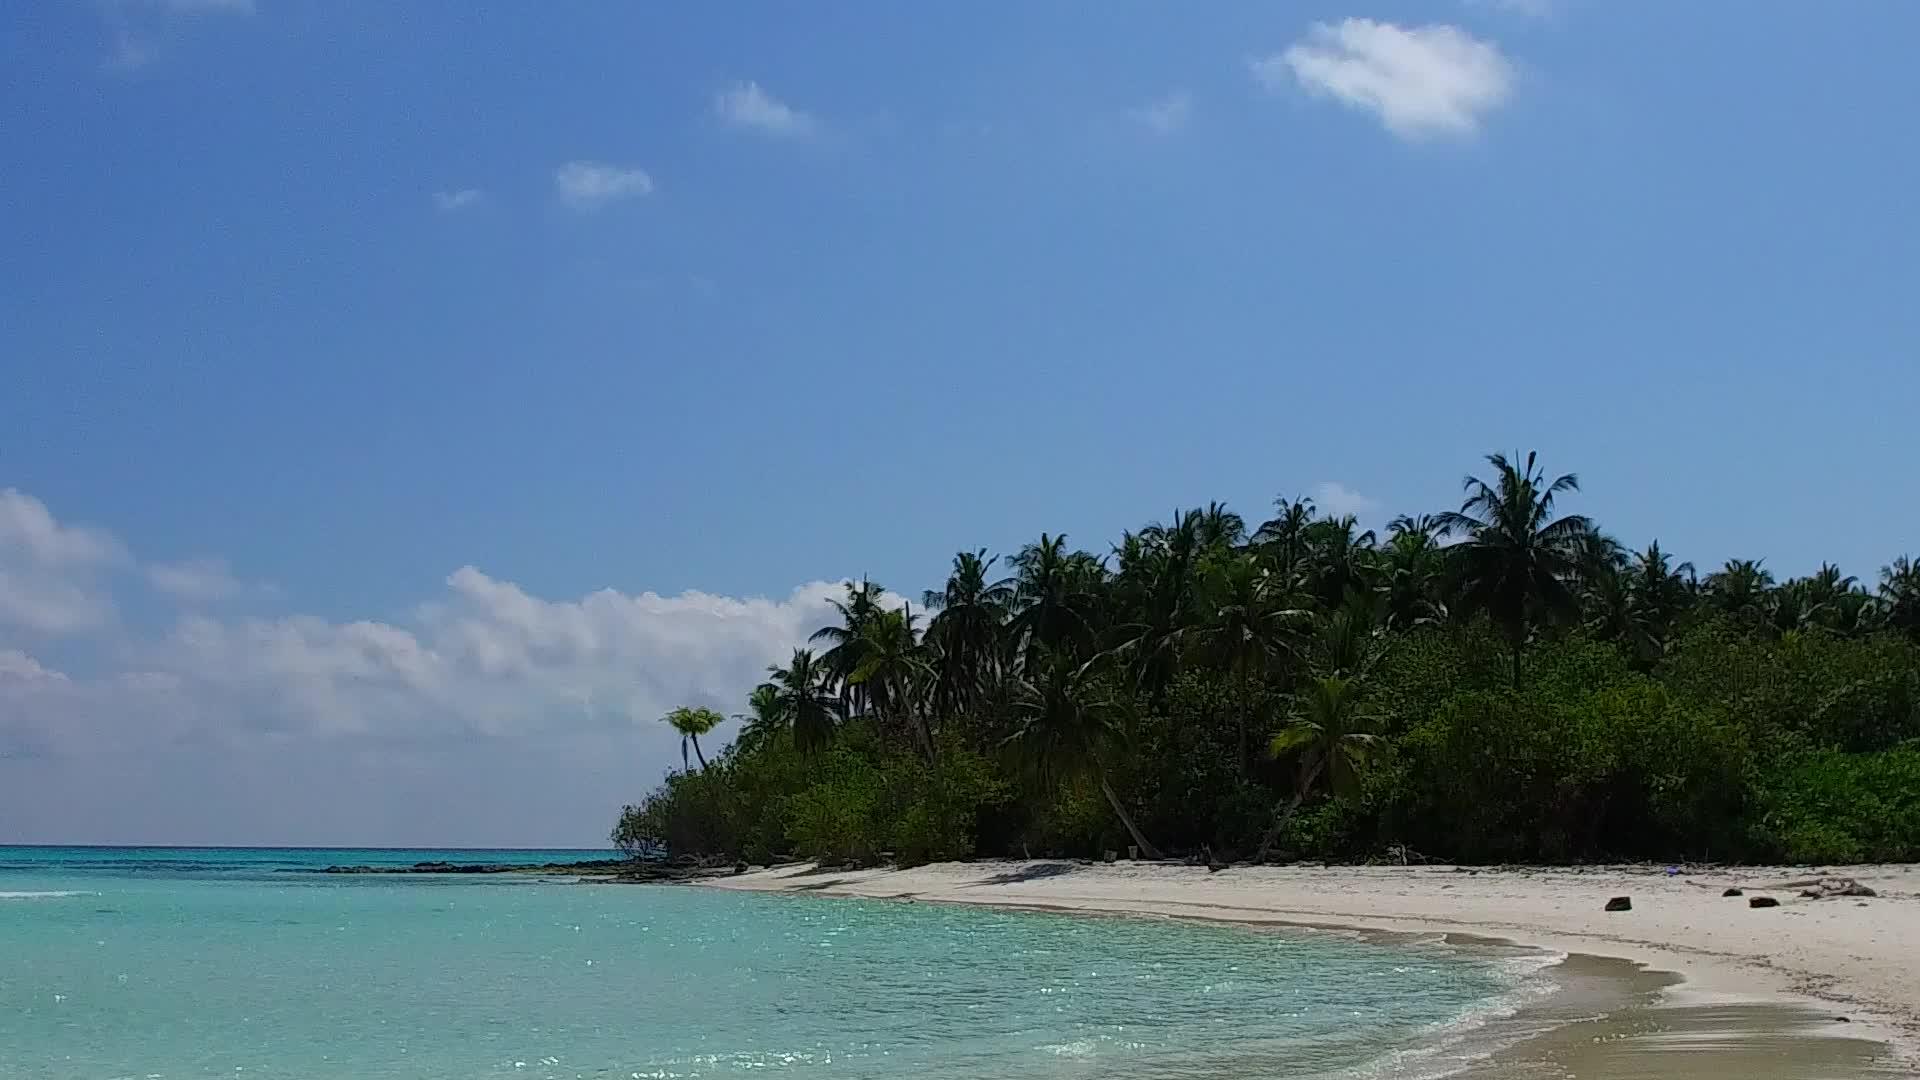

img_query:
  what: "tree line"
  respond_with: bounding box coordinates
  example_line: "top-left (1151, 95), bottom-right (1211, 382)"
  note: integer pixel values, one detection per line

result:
top-left (623, 452), bottom-right (1920, 867)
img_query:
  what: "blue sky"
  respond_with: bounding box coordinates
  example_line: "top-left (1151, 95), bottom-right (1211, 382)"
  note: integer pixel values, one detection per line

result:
top-left (3, 1), bottom-right (1917, 845)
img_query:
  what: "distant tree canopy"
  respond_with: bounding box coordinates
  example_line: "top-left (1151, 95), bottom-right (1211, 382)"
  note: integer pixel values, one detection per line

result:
top-left (614, 452), bottom-right (1920, 868)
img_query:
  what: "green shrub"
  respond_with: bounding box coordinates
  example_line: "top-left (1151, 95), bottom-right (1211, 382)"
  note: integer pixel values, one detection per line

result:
top-left (1757, 747), bottom-right (1920, 863)
top-left (611, 767), bottom-right (741, 857)
top-left (784, 745), bottom-right (888, 864)
top-left (887, 744), bottom-right (1010, 866)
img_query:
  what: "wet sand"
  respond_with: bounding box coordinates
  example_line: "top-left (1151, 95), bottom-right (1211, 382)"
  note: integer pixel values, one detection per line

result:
top-left (707, 860), bottom-right (1918, 1077)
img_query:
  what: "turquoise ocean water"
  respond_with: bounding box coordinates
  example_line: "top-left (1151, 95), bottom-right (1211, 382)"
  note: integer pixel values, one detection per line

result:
top-left (0, 848), bottom-right (1545, 1079)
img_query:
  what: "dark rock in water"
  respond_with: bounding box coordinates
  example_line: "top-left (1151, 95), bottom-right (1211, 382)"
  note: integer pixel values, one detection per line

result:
top-left (1604, 896), bottom-right (1632, 912)
top-left (1749, 896), bottom-right (1780, 908)
top-left (1836, 1016), bottom-right (1851, 1023)
top-left (1723, 887), bottom-right (1744, 897)
top-left (290, 858), bottom-right (635, 877)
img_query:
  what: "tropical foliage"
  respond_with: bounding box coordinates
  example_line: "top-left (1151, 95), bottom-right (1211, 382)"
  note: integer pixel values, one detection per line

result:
top-left (613, 452), bottom-right (1920, 867)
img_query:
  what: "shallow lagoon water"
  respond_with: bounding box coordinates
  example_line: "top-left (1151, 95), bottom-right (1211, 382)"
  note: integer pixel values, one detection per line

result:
top-left (0, 847), bottom-right (1541, 1079)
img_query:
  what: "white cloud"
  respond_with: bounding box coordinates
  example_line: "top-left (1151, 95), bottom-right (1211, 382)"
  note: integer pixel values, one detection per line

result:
top-left (0, 485), bottom-right (926, 842)
top-left (714, 81), bottom-right (817, 138)
top-left (431, 189), bottom-right (484, 212)
top-left (100, 567), bottom-right (876, 748)
top-left (146, 557), bottom-right (246, 602)
top-left (0, 571), bottom-right (115, 635)
top-left (1313, 481), bottom-right (1380, 521)
top-left (1133, 91), bottom-right (1193, 136)
top-left (98, 0), bottom-right (254, 71)
top-left (553, 161), bottom-right (654, 210)
top-left (1254, 19), bottom-right (1514, 139)
top-left (0, 490), bottom-right (124, 635)
top-left (0, 650), bottom-right (68, 684)
top-left (0, 489), bottom-right (125, 567)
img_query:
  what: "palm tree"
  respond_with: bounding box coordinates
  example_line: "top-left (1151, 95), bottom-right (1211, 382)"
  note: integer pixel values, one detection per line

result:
top-left (731, 683), bottom-right (785, 757)
top-left (662, 705), bottom-right (724, 772)
top-left (849, 605), bottom-right (937, 762)
top-left (1704, 559), bottom-right (1774, 623)
top-left (923, 549), bottom-right (1016, 716)
top-left (1625, 541), bottom-right (1696, 660)
top-left (1193, 553), bottom-right (1308, 773)
top-left (1380, 515), bottom-right (1448, 631)
top-left (1108, 510), bottom-right (1216, 703)
top-left (1254, 495), bottom-right (1317, 587)
top-left (1882, 555), bottom-right (1920, 639)
top-left (1252, 675), bottom-right (1381, 861)
top-left (1825, 589), bottom-right (1885, 637)
top-left (1580, 553), bottom-right (1652, 659)
top-left (811, 577), bottom-right (888, 714)
top-left (1800, 563), bottom-right (1867, 633)
top-left (1302, 515), bottom-right (1378, 610)
top-left (1771, 564), bottom-right (1868, 636)
top-left (765, 648), bottom-right (840, 752)
top-left (1005, 649), bottom-right (1163, 859)
top-left (1195, 501), bottom-right (1248, 551)
top-left (1435, 452), bottom-right (1594, 687)
top-left (1766, 581), bottom-right (1815, 637)
top-left (1306, 591), bottom-right (1389, 679)
top-left (1009, 534), bottom-right (1097, 664)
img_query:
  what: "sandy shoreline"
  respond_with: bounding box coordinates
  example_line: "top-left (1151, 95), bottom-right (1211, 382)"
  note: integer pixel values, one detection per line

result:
top-left (706, 859), bottom-right (1920, 1070)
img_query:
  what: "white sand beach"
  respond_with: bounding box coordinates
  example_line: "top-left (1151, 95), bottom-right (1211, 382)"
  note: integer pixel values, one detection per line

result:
top-left (710, 860), bottom-right (1920, 1068)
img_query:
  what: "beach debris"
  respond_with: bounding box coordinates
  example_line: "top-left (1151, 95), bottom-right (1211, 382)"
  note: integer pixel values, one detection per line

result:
top-left (1792, 876), bottom-right (1877, 900)
top-left (1605, 896), bottom-right (1632, 911)
top-left (1722, 887), bottom-right (1744, 897)
top-left (1749, 896), bottom-right (1780, 908)
top-left (1207, 861), bottom-right (1230, 873)
top-left (1102, 850), bottom-right (1118, 864)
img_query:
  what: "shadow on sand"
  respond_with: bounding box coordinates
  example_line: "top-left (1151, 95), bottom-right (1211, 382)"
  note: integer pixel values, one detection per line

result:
top-left (965, 861), bottom-right (1082, 887)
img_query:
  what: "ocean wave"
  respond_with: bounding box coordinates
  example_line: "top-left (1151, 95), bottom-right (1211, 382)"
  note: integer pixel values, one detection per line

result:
top-left (1343, 949), bottom-right (1572, 1080)
top-left (0, 890), bottom-right (98, 900)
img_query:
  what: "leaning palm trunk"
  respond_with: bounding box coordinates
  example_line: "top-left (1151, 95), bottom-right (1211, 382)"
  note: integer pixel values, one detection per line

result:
top-left (1098, 773), bottom-right (1163, 860)
top-left (910, 708), bottom-right (938, 766)
top-left (1251, 753), bottom-right (1328, 863)
top-left (894, 679), bottom-right (938, 766)
top-left (691, 734), bottom-right (708, 771)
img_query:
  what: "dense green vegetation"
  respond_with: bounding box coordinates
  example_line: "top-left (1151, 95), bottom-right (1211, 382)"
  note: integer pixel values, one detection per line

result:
top-left (614, 453), bottom-right (1920, 867)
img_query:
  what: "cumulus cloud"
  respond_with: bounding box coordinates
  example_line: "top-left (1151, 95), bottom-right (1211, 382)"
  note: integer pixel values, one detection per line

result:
top-left (0, 486), bottom-right (913, 842)
top-left (0, 489), bottom-right (124, 634)
top-left (553, 161), bottom-right (654, 209)
top-left (431, 188), bottom-right (484, 212)
top-left (1133, 91), bottom-right (1193, 136)
top-left (0, 572), bottom-right (115, 635)
top-left (0, 650), bottom-right (68, 684)
top-left (66, 566), bottom-right (868, 748)
top-left (146, 556), bottom-right (264, 603)
top-left (0, 489), bottom-right (125, 567)
top-left (1254, 19), bottom-right (1514, 139)
top-left (1313, 481), bottom-right (1381, 521)
top-left (714, 81), bottom-right (817, 138)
